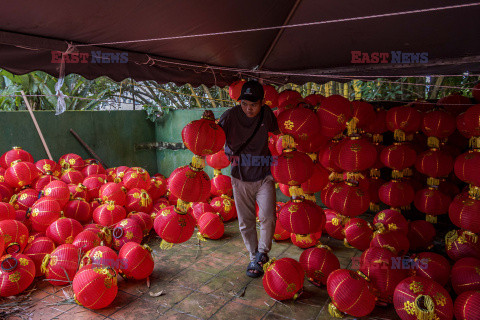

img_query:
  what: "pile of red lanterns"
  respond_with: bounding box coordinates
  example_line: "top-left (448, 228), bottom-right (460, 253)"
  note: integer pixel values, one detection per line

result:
top-left (229, 79), bottom-right (480, 319)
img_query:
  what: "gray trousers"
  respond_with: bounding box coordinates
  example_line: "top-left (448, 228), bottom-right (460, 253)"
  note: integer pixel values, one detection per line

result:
top-left (231, 174), bottom-right (277, 262)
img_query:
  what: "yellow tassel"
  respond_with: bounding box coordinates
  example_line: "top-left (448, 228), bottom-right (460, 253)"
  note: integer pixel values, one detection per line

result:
top-left (304, 194), bottom-right (316, 202)
top-left (346, 117), bottom-right (359, 136)
top-left (289, 186), bottom-right (305, 198)
top-left (427, 137), bottom-right (440, 149)
top-left (469, 137), bottom-right (480, 150)
top-left (401, 204), bottom-right (411, 211)
top-left (213, 169), bottom-right (222, 176)
top-left (414, 295), bottom-right (436, 320)
top-left (196, 232), bottom-right (208, 242)
top-left (274, 183), bottom-right (279, 189)
top-left (142, 244), bottom-right (153, 253)
top-left (176, 199), bottom-right (190, 213)
top-left (101, 227), bottom-right (112, 246)
top-left (402, 167), bottom-right (413, 177)
top-left (375, 223), bottom-right (386, 233)
top-left (9, 194), bottom-right (18, 205)
top-left (373, 134), bottom-right (383, 144)
top-left (160, 240), bottom-right (174, 250)
top-left (425, 215), bottom-right (437, 224)
top-left (328, 303), bottom-right (344, 318)
top-left (262, 258), bottom-right (276, 273)
top-left (293, 290), bottom-right (303, 301)
top-left (329, 172), bottom-right (343, 182)
top-left (307, 153), bottom-right (317, 162)
top-left (346, 172), bottom-right (364, 182)
top-left (343, 238), bottom-right (354, 248)
top-left (445, 230), bottom-right (458, 249)
top-left (356, 270), bottom-right (370, 282)
top-left (315, 244), bottom-right (333, 251)
top-left (426, 177), bottom-right (440, 187)
top-left (394, 129), bottom-right (406, 142)
top-left (191, 155), bottom-right (206, 170)
top-left (463, 231), bottom-right (478, 243)
top-left (369, 168), bottom-right (380, 178)
top-left (392, 170), bottom-right (404, 179)
top-left (468, 185), bottom-right (480, 199)
top-left (41, 254), bottom-right (51, 274)
top-left (369, 202), bottom-right (380, 212)
top-left (140, 191), bottom-right (150, 207)
top-left (281, 134), bottom-right (297, 150)
top-left (74, 294), bottom-right (82, 306)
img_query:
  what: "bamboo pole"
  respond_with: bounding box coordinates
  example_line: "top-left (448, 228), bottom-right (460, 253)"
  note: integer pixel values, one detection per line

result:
top-left (201, 84), bottom-right (216, 108)
top-left (187, 84), bottom-right (202, 107)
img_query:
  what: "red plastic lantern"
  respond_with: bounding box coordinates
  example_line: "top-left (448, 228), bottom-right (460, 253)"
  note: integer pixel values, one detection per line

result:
top-left (407, 220), bottom-right (436, 251)
top-left (326, 269), bottom-right (376, 317)
top-left (191, 202), bottom-right (215, 221)
top-left (301, 162), bottom-right (329, 194)
top-left (421, 109), bottom-right (456, 145)
top-left (379, 180), bottom-right (415, 209)
top-left (445, 229), bottom-right (480, 261)
top-left (278, 199), bottom-right (324, 235)
top-left (455, 151), bottom-right (480, 186)
top-left (272, 150), bottom-right (314, 186)
top-left (61, 169), bottom-right (84, 185)
top-left (0, 202), bottom-right (15, 221)
top-left (454, 291), bottom-right (480, 320)
top-left (206, 149), bottom-right (230, 171)
top-left (197, 212), bottom-right (224, 240)
top-left (277, 106), bottom-right (321, 144)
top-left (317, 95), bottom-right (352, 138)
top-left (46, 218), bottom-right (83, 245)
top-left (93, 202), bottom-right (127, 227)
top-left (111, 218), bottom-right (143, 251)
top-left (2, 147), bottom-right (33, 168)
top-left (42, 244), bottom-right (80, 286)
top-left (210, 196), bottom-right (237, 222)
top-left (409, 252), bottom-right (450, 286)
top-left (182, 111), bottom-right (226, 156)
top-left (415, 149), bottom-right (453, 179)
top-left (147, 176), bottom-right (168, 200)
top-left (451, 257), bottom-right (480, 295)
top-left (337, 136), bottom-right (378, 172)
top-left (393, 276), bottom-right (453, 320)
top-left (0, 254), bottom-right (35, 297)
top-left (80, 245), bottom-right (118, 270)
top-left (329, 181), bottom-right (370, 217)
top-left (273, 220), bottom-right (290, 241)
top-left (36, 159), bottom-right (62, 177)
top-left (153, 206), bottom-right (196, 247)
top-left (0, 220), bottom-right (29, 254)
top-left (373, 209), bottom-right (409, 234)
top-left (380, 143), bottom-right (417, 171)
top-left (299, 245), bottom-right (339, 286)
top-left (30, 197), bottom-right (62, 232)
top-left (290, 233), bottom-right (319, 249)
top-left (386, 106), bottom-right (422, 140)
top-left (414, 188), bottom-right (451, 222)
top-left (81, 163), bottom-right (105, 177)
top-left (59, 153), bottom-right (84, 170)
top-left (125, 188), bottom-right (153, 213)
top-left (438, 93), bottom-right (472, 116)
top-left (210, 174), bottom-right (233, 197)
top-left (99, 182), bottom-right (126, 206)
top-left (262, 258), bottom-right (304, 300)
top-left (83, 224), bottom-right (112, 247)
top-left (228, 80), bottom-right (246, 101)
top-left (304, 94), bottom-right (324, 109)
top-left (0, 182), bottom-right (13, 202)
top-left (82, 174), bottom-right (106, 200)
top-left (263, 84), bottom-right (279, 109)
top-left (122, 167), bottom-right (150, 190)
top-left (73, 264), bottom-right (117, 310)
top-left (278, 90), bottom-right (302, 109)
top-left (32, 174), bottom-right (59, 192)
top-left (324, 209), bottom-right (346, 240)
top-left (370, 230), bottom-right (410, 256)
top-left (4, 161), bottom-right (40, 188)
top-left (168, 165), bottom-right (211, 203)
top-left (127, 212), bottom-right (153, 235)
top-left (72, 230), bottom-right (101, 255)
top-left (10, 188), bottom-right (38, 211)
top-left (43, 180), bottom-right (70, 208)
top-left (344, 218), bottom-right (373, 251)
top-left (351, 100), bottom-right (375, 131)
top-left (23, 236), bottom-right (55, 277)
top-left (118, 242), bottom-right (154, 280)
top-left (63, 199), bottom-right (92, 224)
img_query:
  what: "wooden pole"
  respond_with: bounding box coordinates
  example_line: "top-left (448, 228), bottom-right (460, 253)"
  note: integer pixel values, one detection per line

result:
top-left (69, 129), bottom-right (108, 168)
top-left (21, 90), bottom-right (53, 160)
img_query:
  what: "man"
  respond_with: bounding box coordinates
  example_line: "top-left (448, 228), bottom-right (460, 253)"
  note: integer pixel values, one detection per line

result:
top-left (218, 80), bottom-right (280, 278)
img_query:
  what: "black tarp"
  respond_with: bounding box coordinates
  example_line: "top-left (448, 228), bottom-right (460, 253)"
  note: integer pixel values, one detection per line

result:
top-left (0, 0), bottom-right (479, 86)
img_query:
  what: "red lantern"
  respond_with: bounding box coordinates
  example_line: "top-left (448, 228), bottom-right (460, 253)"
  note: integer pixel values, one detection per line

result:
top-left (366, 108), bottom-right (388, 136)
top-left (147, 176), bottom-right (168, 200)
top-left (111, 218), bottom-right (143, 251)
top-left (81, 163), bottom-right (106, 177)
top-left (83, 224), bottom-right (112, 247)
top-left (421, 109), bottom-right (456, 145)
top-left (317, 140), bottom-right (342, 172)
top-left (73, 264), bottom-right (117, 310)
top-left (393, 276), bottom-right (453, 320)
top-left (273, 150), bottom-right (314, 186)
top-left (0, 182), bottom-right (13, 202)
top-left (228, 80), bottom-right (246, 101)
top-left (304, 94), bottom-right (324, 109)
top-left (151, 198), bottom-right (170, 219)
top-left (197, 212), bottom-right (224, 240)
top-left (1, 147), bottom-right (33, 168)
top-left (415, 149), bottom-right (453, 179)
top-left (72, 230), bottom-right (101, 255)
top-left (118, 242), bottom-right (154, 280)
top-left (36, 159), bottom-right (62, 177)
top-left (326, 269), bottom-right (376, 317)
top-left (299, 245), bottom-right (339, 286)
top-left (67, 183), bottom-right (87, 201)
top-left (122, 167), bottom-right (151, 190)
top-left (127, 212), bottom-right (153, 235)
top-left (42, 244), bottom-right (80, 286)
top-left (125, 188), bottom-right (153, 213)
top-left (438, 93), bottom-right (472, 116)
top-left (262, 258), bottom-right (304, 300)
top-left (474, 83), bottom-right (480, 102)
top-left (63, 199), bottom-right (92, 224)
top-left (370, 230), bottom-right (410, 256)
top-left (409, 252), bottom-right (450, 286)
top-left (206, 149), bottom-right (230, 171)
top-left (278, 199), bottom-right (324, 234)
top-left (317, 95), bottom-right (352, 138)
top-left (210, 196), bottom-right (237, 222)
top-left (277, 106), bottom-right (321, 144)
top-left (23, 236), bottom-right (55, 277)
top-left (351, 100), bottom-right (375, 131)
top-left (273, 220), bottom-right (290, 241)
top-left (43, 180), bottom-right (70, 208)
top-left (93, 202), bottom-right (126, 227)
top-left (182, 111), bottom-right (225, 156)
top-left (0, 220), bottom-right (29, 253)
top-left (445, 229), bottom-right (480, 261)
top-left (301, 162), bottom-right (329, 194)
top-left (451, 257), bottom-right (480, 295)
top-left (153, 206), bottom-right (196, 247)
top-left (4, 161), bottom-right (40, 188)
top-left (32, 174), bottom-right (59, 192)
top-left (61, 169), bottom-right (84, 185)
top-left (379, 180), bottom-right (415, 209)
top-left (0, 254), bottom-right (35, 297)
top-left (290, 233), bottom-right (319, 249)
top-left (30, 197), bottom-right (61, 232)
top-left (99, 182), bottom-right (126, 206)
top-left (0, 202), bottom-right (15, 221)
top-left (380, 143), bottom-right (417, 171)
top-left (10, 188), bottom-right (38, 211)
top-left (407, 220), bottom-right (436, 251)
top-left (414, 188), bottom-right (451, 222)
top-left (82, 174), bottom-right (106, 200)
top-left (386, 106), bottom-right (422, 140)
top-left (278, 90), bottom-right (302, 109)
top-left (191, 202), bottom-right (215, 221)
top-left (337, 136), bottom-right (378, 172)
top-left (454, 291), bottom-right (480, 320)
top-left (368, 177), bottom-right (385, 212)
top-left (373, 209), bottom-right (409, 234)
top-left (263, 84), bottom-right (279, 109)
top-left (324, 209), bottom-right (346, 240)
top-left (46, 218), bottom-right (83, 245)
top-left (455, 151), bottom-right (480, 186)
top-left (329, 181), bottom-right (370, 217)
top-left (80, 245), bottom-right (118, 269)
top-left (210, 174), bottom-right (233, 198)
top-left (344, 218), bottom-right (373, 251)
top-left (168, 165), bottom-right (211, 203)
top-left (59, 153), bottom-right (84, 170)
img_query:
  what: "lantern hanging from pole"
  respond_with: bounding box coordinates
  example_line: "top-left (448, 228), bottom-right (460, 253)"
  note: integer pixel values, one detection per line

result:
top-left (378, 180), bottom-right (415, 210)
top-left (271, 150), bottom-right (314, 186)
top-left (316, 95), bottom-right (352, 138)
top-left (337, 136), bottom-right (378, 173)
top-left (421, 109), bottom-right (456, 148)
top-left (277, 106), bottom-right (322, 145)
top-left (386, 105), bottom-right (422, 142)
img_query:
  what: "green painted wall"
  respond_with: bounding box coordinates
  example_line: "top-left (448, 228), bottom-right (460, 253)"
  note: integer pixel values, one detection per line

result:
top-left (0, 111), bottom-right (157, 173)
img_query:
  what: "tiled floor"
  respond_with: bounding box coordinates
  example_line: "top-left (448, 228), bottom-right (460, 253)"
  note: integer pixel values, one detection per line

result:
top-left (3, 220), bottom-right (399, 320)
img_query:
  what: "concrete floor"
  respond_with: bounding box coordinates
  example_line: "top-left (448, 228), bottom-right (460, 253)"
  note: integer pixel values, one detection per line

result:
top-left (4, 220), bottom-right (399, 320)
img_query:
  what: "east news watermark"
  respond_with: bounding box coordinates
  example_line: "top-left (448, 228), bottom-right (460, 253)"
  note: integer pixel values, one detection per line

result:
top-left (51, 51), bottom-right (128, 64)
top-left (351, 257), bottom-right (429, 270)
top-left (351, 51), bottom-right (428, 64)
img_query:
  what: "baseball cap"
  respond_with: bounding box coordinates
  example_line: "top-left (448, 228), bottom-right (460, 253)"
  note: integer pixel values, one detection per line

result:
top-left (238, 80), bottom-right (264, 102)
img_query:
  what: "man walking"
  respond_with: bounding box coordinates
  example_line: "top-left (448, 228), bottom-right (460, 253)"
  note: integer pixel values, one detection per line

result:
top-left (218, 80), bottom-right (280, 278)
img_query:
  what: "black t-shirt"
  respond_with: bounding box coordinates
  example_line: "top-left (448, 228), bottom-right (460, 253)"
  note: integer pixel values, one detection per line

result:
top-left (218, 105), bottom-right (279, 182)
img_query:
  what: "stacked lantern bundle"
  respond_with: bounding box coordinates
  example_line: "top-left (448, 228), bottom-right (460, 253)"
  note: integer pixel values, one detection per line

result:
top-left (0, 147), bottom-right (157, 309)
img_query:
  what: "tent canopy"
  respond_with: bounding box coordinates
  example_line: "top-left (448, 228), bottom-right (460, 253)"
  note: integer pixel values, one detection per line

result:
top-left (1, 0), bottom-right (479, 86)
